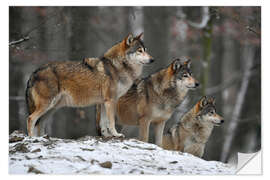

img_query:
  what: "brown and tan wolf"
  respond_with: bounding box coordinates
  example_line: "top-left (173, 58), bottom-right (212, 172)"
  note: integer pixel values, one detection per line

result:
top-left (25, 33), bottom-right (154, 137)
top-left (162, 96), bottom-right (224, 158)
top-left (96, 57), bottom-right (199, 146)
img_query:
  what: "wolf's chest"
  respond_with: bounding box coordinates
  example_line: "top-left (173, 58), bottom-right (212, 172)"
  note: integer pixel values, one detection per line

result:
top-left (116, 78), bottom-right (133, 98)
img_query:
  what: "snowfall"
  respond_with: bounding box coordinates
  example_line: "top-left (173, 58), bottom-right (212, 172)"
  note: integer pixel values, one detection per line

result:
top-left (9, 130), bottom-right (236, 175)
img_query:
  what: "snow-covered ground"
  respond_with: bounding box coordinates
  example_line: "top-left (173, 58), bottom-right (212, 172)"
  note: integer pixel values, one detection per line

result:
top-left (9, 130), bottom-right (235, 175)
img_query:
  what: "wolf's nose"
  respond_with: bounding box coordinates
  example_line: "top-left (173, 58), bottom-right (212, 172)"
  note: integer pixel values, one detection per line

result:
top-left (195, 82), bottom-right (200, 87)
top-left (149, 58), bottom-right (155, 63)
top-left (220, 120), bottom-right (225, 124)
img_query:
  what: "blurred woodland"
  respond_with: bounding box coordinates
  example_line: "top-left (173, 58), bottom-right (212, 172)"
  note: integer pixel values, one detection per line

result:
top-left (9, 7), bottom-right (261, 162)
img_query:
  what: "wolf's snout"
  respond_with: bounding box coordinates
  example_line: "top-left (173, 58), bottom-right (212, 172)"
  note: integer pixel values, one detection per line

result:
top-left (220, 120), bottom-right (225, 124)
top-left (149, 58), bottom-right (155, 63)
top-left (195, 82), bottom-right (200, 87)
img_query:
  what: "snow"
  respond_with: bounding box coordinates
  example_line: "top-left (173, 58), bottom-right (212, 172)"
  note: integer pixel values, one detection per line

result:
top-left (9, 130), bottom-right (235, 175)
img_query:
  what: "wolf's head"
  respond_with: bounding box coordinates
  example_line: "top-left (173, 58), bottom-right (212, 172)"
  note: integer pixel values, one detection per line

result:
top-left (104, 33), bottom-right (154, 64)
top-left (168, 57), bottom-right (199, 90)
top-left (196, 96), bottom-right (224, 126)
top-left (121, 33), bottom-right (154, 65)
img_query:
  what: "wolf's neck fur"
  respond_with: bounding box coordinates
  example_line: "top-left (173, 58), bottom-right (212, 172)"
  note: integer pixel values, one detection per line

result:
top-left (152, 68), bottom-right (189, 107)
top-left (180, 107), bottom-right (198, 129)
top-left (103, 41), bottom-right (143, 80)
top-left (176, 80), bottom-right (189, 99)
top-left (179, 104), bottom-right (214, 143)
top-left (104, 40), bottom-right (126, 59)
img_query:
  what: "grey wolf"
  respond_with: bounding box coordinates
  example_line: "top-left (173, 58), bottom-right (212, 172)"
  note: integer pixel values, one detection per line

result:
top-left (26, 33), bottom-right (154, 137)
top-left (162, 96), bottom-right (224, 157)
top-left (96, 57), bottom-right (199, 146)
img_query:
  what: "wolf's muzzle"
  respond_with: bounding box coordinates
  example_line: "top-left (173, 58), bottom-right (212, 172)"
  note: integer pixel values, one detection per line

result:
top-left (149, 58), bottom-right (155, 64)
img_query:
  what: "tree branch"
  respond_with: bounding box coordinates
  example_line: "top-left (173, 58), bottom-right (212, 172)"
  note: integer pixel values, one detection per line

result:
top-left (9, 96), bottom-right (25, 101)
top-left (9, 36), bottom-right (30, 46)
top-left (214, 7), bottom-right (260, 38)
top-left (187, 7), bottom-right (210, 29)
top-left (206, 72), bottom-right (241, 95)
top-left (9, 8), bottom-right (64, 47)
top-left (206, 68), bottom-right (259, 96)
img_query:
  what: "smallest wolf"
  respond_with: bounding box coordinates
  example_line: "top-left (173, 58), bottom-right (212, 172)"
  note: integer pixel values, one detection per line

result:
top-left (162, 96), bottom-right (224, 158)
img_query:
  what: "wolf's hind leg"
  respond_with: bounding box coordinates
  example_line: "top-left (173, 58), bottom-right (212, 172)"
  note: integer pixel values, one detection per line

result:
top-left (35, 108), bottom-right (57, 136)
top-left (27, 91), bottom-right (59, 137)
top-left (34, 118), bottom-right (46, 136)
top-left (27, 107), bottom-right (49, 137)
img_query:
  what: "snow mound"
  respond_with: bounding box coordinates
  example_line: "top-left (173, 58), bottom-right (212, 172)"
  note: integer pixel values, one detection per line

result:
top-left (9, 130), bottom-right (235, 175)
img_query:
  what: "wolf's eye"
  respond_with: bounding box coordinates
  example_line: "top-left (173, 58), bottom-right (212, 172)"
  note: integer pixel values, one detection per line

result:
top-left (137, 48), bottom-right (143, 53)
top-left (209, 111), bottom-right (214, 114)
top-left (183, 74), bottom-right (188, 78)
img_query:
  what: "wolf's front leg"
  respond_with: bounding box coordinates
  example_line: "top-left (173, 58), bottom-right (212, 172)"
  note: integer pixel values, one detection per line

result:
top-left (104, 100), bottom-right (124, 137)
top-left (138, 117), bottom-right (150, 142)
top-left (154, 120), bottom-right (166, 147)
top-left (99, 104), bottom-right (111, 137)
top-left (184, 143), bottom-right (205, 158)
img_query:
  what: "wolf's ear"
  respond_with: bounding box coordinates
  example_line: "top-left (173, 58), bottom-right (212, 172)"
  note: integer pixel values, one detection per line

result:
top-left (125, 34), bottom-right (134, 46)
top-left (135, 32), bottom-right (143, 40)
top-left (171, 58), bottom-right (181, 72)
top-left (208, 97), bottom-right (216, 105)
top-left (199, 96), bottom-right (208, 107)
top-left (183, 59), bottom-right (191, 68)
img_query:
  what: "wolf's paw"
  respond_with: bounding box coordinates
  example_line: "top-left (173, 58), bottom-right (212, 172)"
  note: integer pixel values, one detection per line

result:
top-left (101, 128), bottom-right (111, 137)
top-left (109, 129), bottom-right (125, 138)
top-left (112, 132), bottom-right (125, 138)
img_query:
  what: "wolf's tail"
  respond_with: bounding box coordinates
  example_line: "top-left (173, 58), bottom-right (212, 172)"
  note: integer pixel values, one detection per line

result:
top-left (25, 73), bottom-right (36, 116)
top-left (95, 104), bottom-right (102, 136)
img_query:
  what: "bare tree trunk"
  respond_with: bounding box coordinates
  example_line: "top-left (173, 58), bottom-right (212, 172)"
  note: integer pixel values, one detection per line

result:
top-left (221, 45), bottom-right (255, 162)
top-left (9, 7), bottom-right (23, 134)
top-left (143, 7), bottom-right (170, 76)
top-left (130, 7), bottom-right (144, 35)
top-left (200, 7), bottom-right (212, 96)
top-left (203, 26), bottom-right (224, 160)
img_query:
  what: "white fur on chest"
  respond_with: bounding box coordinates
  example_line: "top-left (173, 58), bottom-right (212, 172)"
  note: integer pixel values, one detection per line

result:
top-left (116, 63), bottom-right (142, 99)
top-left (116, 78), bottom-right (133, 99)
top-left (176, 80), bottom-right (188, 95)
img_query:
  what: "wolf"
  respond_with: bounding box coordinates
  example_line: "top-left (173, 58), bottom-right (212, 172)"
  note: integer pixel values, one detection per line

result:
top-left (25, 33), bottom-right (154, 137)
top-left (96, 57), bottom-right (199, 146)
top-left (162, 96), bottom-right (224, 158)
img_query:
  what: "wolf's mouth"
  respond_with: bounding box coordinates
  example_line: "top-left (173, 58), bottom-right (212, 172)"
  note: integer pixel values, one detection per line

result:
top-left (186, 86), bottom-right (197, 89)
top-left (142, 59), bottom-right (155, 65)
top-left (213, 122), bottom-right (222, 126)
top-left (186, 82), bottom-right (199, 89)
